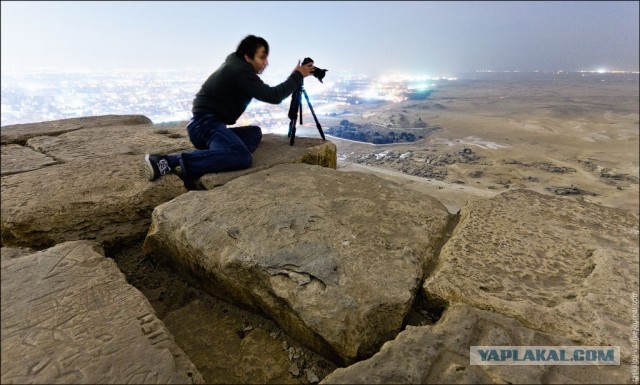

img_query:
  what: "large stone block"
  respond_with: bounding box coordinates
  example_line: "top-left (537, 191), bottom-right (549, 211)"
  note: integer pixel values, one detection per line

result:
top-left (1, 115), bottom-right (336, 250)
top-left (199, 135), bottom-right (337, 188)
top-left (424, 189), bottom-right (639, 361)
top-left (143, 163), bottom-right (451, 364)
top-left (321, 303), bottom-right (631, 384)
top-left (1, 155), bottom-right (187, 248)
top-left (1, 114), bottom-right (152, 145)
top-left (26, 121), bottom-right (192, 162)
top-left (1, 241), bottom-right (203, 384)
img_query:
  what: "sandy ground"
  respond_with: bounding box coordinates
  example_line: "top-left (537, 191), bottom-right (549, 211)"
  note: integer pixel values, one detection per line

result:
top-left (326, 72), bottom-right (639, 214)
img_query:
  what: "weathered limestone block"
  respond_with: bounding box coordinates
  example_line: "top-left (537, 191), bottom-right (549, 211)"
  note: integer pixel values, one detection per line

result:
top-left (144, 163), bottom-right (451, 364)
top-left (1, 155), bottom-right (187, 248)
top-left (199, 135), bottom-right (337, 188)
top-left (23, 121), bottom-right (333, 179)
top-left (424, 189), bottom-right (639, 361)
top-left (1, 114), bottom-right (152, 144)
top-left (321, 303), bottom-right (631, 384)
top-left (1, 144), bottom-right (57, 176)
top-left (1, 241), bottom-right (203, 384)
top-left (1, 114), bottom-right (337, 250)
top-left (26, 122), bottom-right (192, 162)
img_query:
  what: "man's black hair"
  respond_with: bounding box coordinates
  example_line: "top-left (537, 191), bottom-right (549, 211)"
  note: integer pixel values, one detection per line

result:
top-left (235, 35), bottom-right (269, 59)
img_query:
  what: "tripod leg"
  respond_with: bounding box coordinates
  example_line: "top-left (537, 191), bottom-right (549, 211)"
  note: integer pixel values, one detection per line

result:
top-left (298, 92), bottom-right (303, 125)
top-left (289, 119), bottom-right (296, 146)
top-left (288, 89), bottom-right (300, 144)
top-left (302, 89), bottom-right (325, 140)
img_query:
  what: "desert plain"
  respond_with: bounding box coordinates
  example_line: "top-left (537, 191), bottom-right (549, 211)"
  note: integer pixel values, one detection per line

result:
top-left (323, 72), bottom-right (639, 215)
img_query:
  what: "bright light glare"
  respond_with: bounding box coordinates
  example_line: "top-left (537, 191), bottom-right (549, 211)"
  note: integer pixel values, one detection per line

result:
top-left (362, 88), bottom-right (380, 99)
top-left (409, 83), bottom-right (433, 91)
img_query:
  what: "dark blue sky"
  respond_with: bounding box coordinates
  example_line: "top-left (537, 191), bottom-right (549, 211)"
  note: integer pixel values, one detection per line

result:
top-left (2, 1), bottom-right (638, 76)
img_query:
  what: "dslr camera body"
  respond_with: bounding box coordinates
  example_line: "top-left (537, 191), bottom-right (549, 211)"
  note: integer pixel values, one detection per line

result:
top-left (302, 57), bottom-right (328, 83)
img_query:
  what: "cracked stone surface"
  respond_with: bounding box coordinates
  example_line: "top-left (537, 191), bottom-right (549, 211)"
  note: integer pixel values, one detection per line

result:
top-left (143, 163), bottom-right (451, 364)
top-left (1, 144), bottom-right (57, 176)
top-left (321, 303), bottom-right (631, 384)
top-left (424, 189), bottom-right (639, 361)
top-left (1, 240), bottom-right (203, 384)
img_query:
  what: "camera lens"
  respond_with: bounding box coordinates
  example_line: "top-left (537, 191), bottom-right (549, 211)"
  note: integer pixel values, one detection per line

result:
top-left (314, 68), bottom-right (327, 83)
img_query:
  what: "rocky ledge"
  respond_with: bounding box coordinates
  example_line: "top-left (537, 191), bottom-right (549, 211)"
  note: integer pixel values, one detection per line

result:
top-left (1, 115), bottom-right (638, 384)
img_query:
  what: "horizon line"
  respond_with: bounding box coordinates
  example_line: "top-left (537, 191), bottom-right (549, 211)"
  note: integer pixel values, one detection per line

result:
top-left (2, 68), bottom-right (639, 76)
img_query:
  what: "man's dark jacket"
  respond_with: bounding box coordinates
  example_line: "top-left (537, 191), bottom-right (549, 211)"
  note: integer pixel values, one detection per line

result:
top-left (192, 53), bottom-right (303, 125)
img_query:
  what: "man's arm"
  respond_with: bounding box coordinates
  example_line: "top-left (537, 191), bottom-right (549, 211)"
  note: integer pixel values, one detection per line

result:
top-left (239, 71), bottom-right (303, 104)
top-left (239, 61), bottom-right (315, 104)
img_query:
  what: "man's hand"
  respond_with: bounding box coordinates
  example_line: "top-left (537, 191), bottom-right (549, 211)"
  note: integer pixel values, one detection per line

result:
top-left (294, 60), bottom-right (315, 78)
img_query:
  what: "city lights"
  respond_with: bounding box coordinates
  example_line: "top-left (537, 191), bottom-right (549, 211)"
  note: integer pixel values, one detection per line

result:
top-left (0, 71), bottom-right (450, 127)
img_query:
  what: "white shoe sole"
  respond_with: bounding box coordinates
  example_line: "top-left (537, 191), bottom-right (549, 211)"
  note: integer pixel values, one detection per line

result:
top-left (144, 154), bottom-right (156, 181)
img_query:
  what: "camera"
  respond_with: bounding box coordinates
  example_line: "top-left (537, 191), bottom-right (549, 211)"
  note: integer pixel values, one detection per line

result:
top-left (302, 57), bottom-right (328, 83)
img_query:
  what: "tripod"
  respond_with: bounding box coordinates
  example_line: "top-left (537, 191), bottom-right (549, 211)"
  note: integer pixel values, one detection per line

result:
top-left (287, 81), bottom-right (325, 146)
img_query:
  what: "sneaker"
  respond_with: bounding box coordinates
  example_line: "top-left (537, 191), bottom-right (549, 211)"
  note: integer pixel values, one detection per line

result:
top-left (144, 154), bottom-right (172, 181)
top-left (174, 166), bottom-right (206, 191)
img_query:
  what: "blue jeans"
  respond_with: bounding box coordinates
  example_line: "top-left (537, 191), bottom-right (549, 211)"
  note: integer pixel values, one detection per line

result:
top-left (180, 113), bottom-right (262, 178)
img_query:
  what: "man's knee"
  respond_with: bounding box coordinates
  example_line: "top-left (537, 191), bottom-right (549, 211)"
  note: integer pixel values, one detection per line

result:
top-left (236, 147), bottom-right (253, 169)
top-left (249, 125), bottom-right (262, 141)
top-left (243, 125), bottom-right (262, 153)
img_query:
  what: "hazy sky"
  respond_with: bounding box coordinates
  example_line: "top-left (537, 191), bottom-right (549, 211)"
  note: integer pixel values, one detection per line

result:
top-left (2, 1), bottom-right (638, 76)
